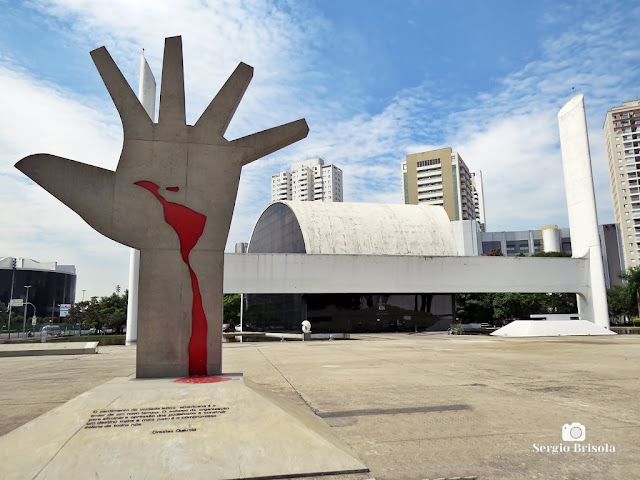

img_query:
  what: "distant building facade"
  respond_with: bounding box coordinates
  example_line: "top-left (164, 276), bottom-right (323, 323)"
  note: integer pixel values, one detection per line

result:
top-left (271, 158), bottom-right (343, 202)
top-left (0, 257), bottom-right (76, 319)
top-left (402, 147), bottom-right (485, 230)
top-left (234, 242), bottom-right (249, 254)
top-left (604, 99), bottom-right (640, 270)
top-left (450, 221), bottom-right (624, 289)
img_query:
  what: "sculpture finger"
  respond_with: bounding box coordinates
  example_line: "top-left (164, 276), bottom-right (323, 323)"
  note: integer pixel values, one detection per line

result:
top-left (192, 62), bottom-right (253, 142)
top-left (158, 36), bottom-right (186, 131)
top-left (15, 154), bottom-right (115, 238)
top-left (230, 118), bottom-right (309, 166)
top-left (90, 47), bottom-right (153, 139)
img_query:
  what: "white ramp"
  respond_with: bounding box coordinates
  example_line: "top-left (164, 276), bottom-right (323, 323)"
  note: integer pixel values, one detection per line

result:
top-left (491, 320), bottom-right (616, 337)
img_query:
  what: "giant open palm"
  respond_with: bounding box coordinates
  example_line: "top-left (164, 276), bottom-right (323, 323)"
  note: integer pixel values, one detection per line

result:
top-left (16, 36), bottom-right (309, 377)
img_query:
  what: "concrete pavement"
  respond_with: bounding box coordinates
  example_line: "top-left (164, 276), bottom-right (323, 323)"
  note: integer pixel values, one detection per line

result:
top-left (1, 334), bottom-right (638, 479)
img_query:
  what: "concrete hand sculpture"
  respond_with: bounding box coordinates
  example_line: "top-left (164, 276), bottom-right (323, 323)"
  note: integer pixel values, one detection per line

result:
top-left (15, 36), bottom-right (309, 377)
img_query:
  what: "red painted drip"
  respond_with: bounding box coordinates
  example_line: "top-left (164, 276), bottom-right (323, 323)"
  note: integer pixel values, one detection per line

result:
top-left (175, 376), bottom-right (233, 384)
top-left (166, 186), bottom-right (180, 192)
top-left (135, 181), bottom-right (208, 376)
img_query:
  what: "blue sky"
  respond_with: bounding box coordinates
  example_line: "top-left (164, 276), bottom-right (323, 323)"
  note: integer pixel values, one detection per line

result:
top-left (1, 0), bottom-right (639, 298)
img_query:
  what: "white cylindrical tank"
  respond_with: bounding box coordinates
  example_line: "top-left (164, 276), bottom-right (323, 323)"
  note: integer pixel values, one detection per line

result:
top-left (541, 225), bottom-right (561, 253)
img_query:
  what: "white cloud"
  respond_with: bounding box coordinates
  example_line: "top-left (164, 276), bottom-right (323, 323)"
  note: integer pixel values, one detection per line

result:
top-left (0, 60), bottom-right (129, 297)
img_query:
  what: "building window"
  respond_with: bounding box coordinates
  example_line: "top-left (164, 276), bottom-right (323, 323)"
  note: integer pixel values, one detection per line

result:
top-left (416, 158), bottom-right (441, 167)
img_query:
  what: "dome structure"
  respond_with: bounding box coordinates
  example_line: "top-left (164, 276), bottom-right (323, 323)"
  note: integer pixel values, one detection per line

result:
top-left (248, 201), bottom-right (458, 256)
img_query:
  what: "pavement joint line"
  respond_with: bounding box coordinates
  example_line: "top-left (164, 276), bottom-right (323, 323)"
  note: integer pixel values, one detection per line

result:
top-left (30, 394), bottom-right (125, 479)
top-left (318, 404), bottom-right (473, 418)
top-left (423, 477), bottom-right (477, 480)
top-left (350, 430), bottom-right (542, 445)
top-left (255, 347), bottom-right (315, 413)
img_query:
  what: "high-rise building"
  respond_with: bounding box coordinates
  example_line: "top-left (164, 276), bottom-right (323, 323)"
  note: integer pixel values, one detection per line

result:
top-left (604, 99), bottom-right (640, 269)
top-left (402, 147), bottom-right (485, 230)
top-left (271, 158), bottom-right (343, 202)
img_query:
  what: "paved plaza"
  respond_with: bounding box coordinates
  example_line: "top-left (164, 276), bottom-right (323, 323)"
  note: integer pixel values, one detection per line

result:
top-left (1, 333), bottom-right (639, 479)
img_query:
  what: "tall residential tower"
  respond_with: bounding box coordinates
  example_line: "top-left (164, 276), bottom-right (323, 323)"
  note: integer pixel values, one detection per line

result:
top-left (402, 147), bottom-right (485, 230)
top-left (271, 158), bottom-right (343, 202)
top-left (604, 99), bottom-right (640, 269)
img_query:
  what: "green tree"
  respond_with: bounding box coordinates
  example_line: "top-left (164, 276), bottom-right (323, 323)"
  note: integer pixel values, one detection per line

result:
top-left (531, 251), bottom-right (571, 257)
top-left (96, 291), bottom-right (128, 332)
top-left (223, 294), bottom-right (241, 325)
top-left (456, 291), bottom-right (577, 324)
top-left (492, 293), bottom-right (527, 320)
top-left (66, 291), bottom-right (128, 333)
top-left (607, 285), bottom-right (635, 321)
top-left (455, 293), bottom-right (494, 323)
top-left (619, 267), bottom-right (640, 317)
top-left (0, 301), bottom-right (8, 329)
top-left (67, 297), bottom-right (101, 330)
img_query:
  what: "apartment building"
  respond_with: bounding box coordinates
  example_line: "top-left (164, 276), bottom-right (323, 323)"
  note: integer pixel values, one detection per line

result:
top-left (402, 147), bottom-right (485, 230)
top-left (271, 158), bottom-right (343, 202)
top-left (604, 99), bottom-right (640, 269)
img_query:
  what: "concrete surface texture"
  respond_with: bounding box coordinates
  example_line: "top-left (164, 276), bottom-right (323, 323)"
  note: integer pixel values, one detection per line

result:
top-left (14, 36), bottom-right (309, 378)
top-left (0, 375), bottom-right (367, 480)
top-left (222, 253), bottom-right (590, 295)
top-left (558, 94), bottom-right (609, 329)
top-left (1, 335), bottom-right (638, 480)
top-left (255, 201), bottom-right (459, 255)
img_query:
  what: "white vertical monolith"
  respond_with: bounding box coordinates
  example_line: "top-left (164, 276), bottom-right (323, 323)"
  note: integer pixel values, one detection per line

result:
top-left (126, 53), bottom-right (156, 346)
top-left (557, 94), bottom-right (609, 329)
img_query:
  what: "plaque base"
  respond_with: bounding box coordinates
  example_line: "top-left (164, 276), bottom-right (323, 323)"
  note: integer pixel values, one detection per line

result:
top-left (0, 375), bottom-right (368, 479)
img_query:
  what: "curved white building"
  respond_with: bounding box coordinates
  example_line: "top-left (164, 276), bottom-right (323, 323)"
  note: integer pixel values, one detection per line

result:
top-left (244, 201), bottom-right (457, 333)
top-left (248, 201), bottom-right (458, 256)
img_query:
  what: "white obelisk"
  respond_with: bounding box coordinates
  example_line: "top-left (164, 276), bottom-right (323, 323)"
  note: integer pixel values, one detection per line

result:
top-left (557, 94), bottom-right (610, 329)
top-left (125, 52), bottom-right (156, 345)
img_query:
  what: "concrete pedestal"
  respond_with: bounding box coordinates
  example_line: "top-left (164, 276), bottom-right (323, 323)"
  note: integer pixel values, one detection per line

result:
top-left (0, 375), bottom-right (367, 479)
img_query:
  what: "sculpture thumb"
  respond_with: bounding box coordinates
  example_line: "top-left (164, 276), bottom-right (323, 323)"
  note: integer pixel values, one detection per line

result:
top-left (15, 154), bottom-right (116, 239)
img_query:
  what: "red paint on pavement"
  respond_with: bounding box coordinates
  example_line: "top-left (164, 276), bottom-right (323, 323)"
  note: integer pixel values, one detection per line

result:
top-left (135, 180), bottom-right (208, 376)
top-left (175, 376), bottom-right (233, 384)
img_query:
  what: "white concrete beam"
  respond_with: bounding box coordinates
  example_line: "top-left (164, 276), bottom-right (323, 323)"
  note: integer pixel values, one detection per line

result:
top-left (223, 253), bottom-right (590, 297)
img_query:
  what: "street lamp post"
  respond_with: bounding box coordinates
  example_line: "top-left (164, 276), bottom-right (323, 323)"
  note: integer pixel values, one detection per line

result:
top-left (7, 259), bottom-right (16, 340)
top-left (23, 285), bottom-right (31, 335)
